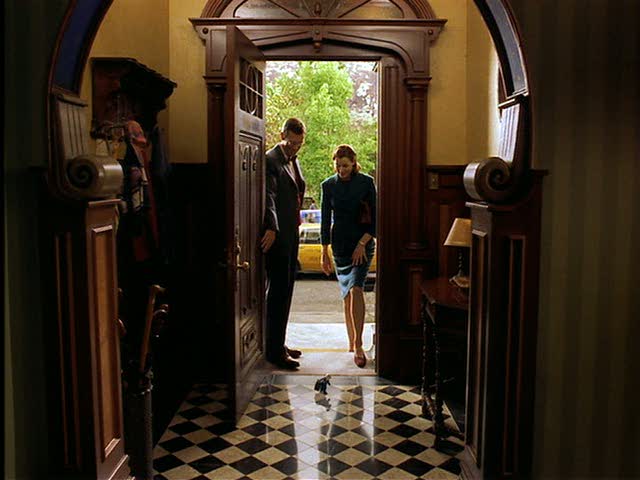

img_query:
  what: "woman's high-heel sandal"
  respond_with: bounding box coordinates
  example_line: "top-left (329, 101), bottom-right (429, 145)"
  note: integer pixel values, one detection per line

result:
top-left (354, 352), bottom-right (367, 368)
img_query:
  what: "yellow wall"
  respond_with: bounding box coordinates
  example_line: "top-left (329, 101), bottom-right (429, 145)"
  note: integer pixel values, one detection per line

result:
top-left (80, 0), bottom-right (170, 151)
top-left (428, 0), bottom-right (467, 164)
top-left (427, 0), bottom-right (498, 165)
top-left (168, 0), bottom-right (207, 163)
top-left (465, 2), bottom-right (500, 161)
top-left (82, 0), bottom-right (496, 167)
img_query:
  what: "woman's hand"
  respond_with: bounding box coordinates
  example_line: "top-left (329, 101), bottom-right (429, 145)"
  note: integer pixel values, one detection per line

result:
top-left (321, 251), bottom-right (333, 276)
top-left (352, 244), bottom-right (368, 265)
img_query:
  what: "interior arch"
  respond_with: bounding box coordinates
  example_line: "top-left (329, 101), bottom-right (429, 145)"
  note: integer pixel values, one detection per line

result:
top-left (45, 1), bottom-right (535, 478)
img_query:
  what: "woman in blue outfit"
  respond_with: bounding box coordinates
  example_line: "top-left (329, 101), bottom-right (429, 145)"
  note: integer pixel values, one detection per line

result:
top-left (320, 144), bottom-right (376, 368)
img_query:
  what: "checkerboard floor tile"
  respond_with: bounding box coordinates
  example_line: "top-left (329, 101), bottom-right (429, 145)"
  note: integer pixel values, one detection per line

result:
top-left (153, 376), bottom-right (462, 479)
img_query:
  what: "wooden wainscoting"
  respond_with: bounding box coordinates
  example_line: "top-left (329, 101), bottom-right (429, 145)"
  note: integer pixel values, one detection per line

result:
top-left (425, 165), bottom-right (471, 279)
top-left (381, 165), bottom-right (470, 382)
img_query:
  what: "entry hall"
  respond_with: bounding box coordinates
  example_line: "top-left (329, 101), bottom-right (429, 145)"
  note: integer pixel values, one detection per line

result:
top-left (5, 1), bottom-right (640, 480)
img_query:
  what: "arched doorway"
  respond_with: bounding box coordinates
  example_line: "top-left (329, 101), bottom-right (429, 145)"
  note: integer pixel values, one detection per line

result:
top-left (46, 1), bottom-right (537, 479)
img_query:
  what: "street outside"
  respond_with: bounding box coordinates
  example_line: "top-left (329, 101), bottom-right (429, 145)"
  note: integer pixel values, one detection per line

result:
top-left (290, 276), bottom-right (376, 323)
top-left (286, 276), bottom-right (376, 352)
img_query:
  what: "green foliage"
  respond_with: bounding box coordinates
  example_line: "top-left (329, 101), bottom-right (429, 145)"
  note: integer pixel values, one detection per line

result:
top-left (266, 62), bottom-right (378, 200)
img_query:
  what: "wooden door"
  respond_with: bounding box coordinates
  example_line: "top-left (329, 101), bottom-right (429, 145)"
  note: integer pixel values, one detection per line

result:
top-left (222, 26), bottom-right (267, 421)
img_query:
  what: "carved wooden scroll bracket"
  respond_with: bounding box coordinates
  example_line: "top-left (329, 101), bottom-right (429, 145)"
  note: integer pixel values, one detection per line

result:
top-left (50, 90), bottom-right (123, 201)
top-left (463, 94), bottom-right (530, 203)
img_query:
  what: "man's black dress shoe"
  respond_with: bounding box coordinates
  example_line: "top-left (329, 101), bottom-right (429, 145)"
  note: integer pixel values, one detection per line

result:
top-left (272, 356), bottom-right (300, 370)
top-left (285, 346), bottom-right (302, 359)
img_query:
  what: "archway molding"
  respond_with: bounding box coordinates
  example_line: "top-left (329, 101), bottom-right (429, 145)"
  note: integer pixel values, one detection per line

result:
top-left (45, 1), bottom-right (537, 478)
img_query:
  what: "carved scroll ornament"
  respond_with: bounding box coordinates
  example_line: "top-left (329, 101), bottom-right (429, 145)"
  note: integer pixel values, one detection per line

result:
top-left (463, 156), bottom-right (516, 203)
top-left (65, 154), bottom-right (123, 199)
top-left (51, 91), bottom-right (123, 200)
top-left (463, 96), bottom-right (529, 203)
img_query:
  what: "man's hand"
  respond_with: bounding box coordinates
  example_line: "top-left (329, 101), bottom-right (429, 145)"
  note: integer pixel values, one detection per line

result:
top-left (261, 229), bottom-right (276, 253)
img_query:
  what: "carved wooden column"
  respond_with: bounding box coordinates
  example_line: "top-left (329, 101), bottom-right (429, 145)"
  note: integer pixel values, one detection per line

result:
top-left (405, 77), bottom-right (430, 250)
top-left (400, 77), bottom-right (431, 338)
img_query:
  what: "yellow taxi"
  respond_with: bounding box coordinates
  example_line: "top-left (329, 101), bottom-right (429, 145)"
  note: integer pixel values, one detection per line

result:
top-left (297, 223), bottom-right (377, 274)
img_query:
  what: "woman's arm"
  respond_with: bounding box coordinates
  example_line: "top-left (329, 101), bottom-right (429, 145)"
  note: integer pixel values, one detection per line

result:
top-left (366, 177), bottom-right (377, 238)
top-left (320, 181), bottom-right (332, 246)
top-left (352, 178), bottom-right (377, 265)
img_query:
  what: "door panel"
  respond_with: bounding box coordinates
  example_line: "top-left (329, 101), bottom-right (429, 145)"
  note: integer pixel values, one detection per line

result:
top-left (224, 27), bottom-right (267, 421)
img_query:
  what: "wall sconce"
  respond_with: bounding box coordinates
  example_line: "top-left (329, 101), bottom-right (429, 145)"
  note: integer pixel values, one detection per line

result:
top-left (444, 218), bottom-right (471, 288)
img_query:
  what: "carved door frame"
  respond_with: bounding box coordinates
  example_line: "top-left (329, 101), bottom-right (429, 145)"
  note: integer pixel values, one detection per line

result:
top-left (191, 14), bottom-right (446, 379)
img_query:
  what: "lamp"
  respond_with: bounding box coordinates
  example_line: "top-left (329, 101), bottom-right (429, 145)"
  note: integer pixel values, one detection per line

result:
top-left (444, 218), bottom-right (471, 288)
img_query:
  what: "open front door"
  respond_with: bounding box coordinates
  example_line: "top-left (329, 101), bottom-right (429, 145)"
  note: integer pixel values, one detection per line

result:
top-left (227, 26), bottom-right (267, 421)
top-left (208, 26), bottom-right (267, 422)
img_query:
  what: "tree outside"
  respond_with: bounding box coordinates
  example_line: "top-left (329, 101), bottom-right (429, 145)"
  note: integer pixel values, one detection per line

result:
top-left (265, 61), bottom-right (378, 202)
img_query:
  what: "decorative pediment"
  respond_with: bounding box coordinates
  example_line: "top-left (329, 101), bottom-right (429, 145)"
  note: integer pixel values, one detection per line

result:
top-left (201, 0), bottom-right (436, 19)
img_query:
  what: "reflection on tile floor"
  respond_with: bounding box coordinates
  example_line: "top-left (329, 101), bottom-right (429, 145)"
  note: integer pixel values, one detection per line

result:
top-left (153, 376), bottom-right (463, 479)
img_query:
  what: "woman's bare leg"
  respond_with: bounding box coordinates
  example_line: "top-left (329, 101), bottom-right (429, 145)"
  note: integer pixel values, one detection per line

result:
top-left (343, 291), bottom-right (356, 351)
top-left (350, 287), bottom-right (366, 357)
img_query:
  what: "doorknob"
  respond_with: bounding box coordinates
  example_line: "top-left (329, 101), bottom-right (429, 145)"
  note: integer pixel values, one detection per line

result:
top-left (235, 241), bottom-right (250, 271)
top-left (236, 261), bottom-right (250, 271)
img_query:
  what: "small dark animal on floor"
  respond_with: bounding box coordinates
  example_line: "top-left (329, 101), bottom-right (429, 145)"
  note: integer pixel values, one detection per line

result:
top-left (314, 374), bottom-right (331, 395)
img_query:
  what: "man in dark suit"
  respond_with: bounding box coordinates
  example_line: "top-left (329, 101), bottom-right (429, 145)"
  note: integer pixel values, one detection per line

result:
top-left (261, 118), bottom-right (306, 369)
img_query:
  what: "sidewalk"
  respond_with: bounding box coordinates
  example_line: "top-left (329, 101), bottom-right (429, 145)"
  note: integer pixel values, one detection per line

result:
top-left (287, 278), bottom-right (376, 351)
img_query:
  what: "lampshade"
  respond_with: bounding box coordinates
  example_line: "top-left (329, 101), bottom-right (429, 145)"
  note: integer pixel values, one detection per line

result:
top-left (444, 218), bottom-right (471, 247)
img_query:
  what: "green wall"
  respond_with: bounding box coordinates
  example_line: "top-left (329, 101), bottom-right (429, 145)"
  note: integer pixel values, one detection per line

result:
top-left (4, 1), bottom-right (71, 478)
top-left (509, 0), bottom-right (640, 477)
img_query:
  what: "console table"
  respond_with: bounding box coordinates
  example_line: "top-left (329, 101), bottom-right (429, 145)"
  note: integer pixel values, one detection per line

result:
top-left (420, 276), bottom-right (469, 450)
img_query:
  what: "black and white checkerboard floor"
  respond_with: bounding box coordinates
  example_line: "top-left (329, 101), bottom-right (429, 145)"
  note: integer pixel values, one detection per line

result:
top-left (153, 375), bottom-right (463, 479)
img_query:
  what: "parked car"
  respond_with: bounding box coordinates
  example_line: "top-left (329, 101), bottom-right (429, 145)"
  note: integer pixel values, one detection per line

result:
top-left (299, 209), bottom-right (321, 224)
top-left (297, 223), bottom-right (377, 274)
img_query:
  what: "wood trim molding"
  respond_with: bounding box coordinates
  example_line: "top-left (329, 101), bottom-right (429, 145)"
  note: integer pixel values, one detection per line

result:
top-left (50, 0), bottom-right (115, 94)
top-left (194, 20), bottom-right (441, 381)
top-left (200, 0), bottom-right (438, 20)
top-left (192, 21), bottom-right (443, 78)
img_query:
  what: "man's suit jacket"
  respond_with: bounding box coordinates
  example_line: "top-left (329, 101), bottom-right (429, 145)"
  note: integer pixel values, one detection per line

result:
top-left (263, 145), bottom-right (306, 257)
